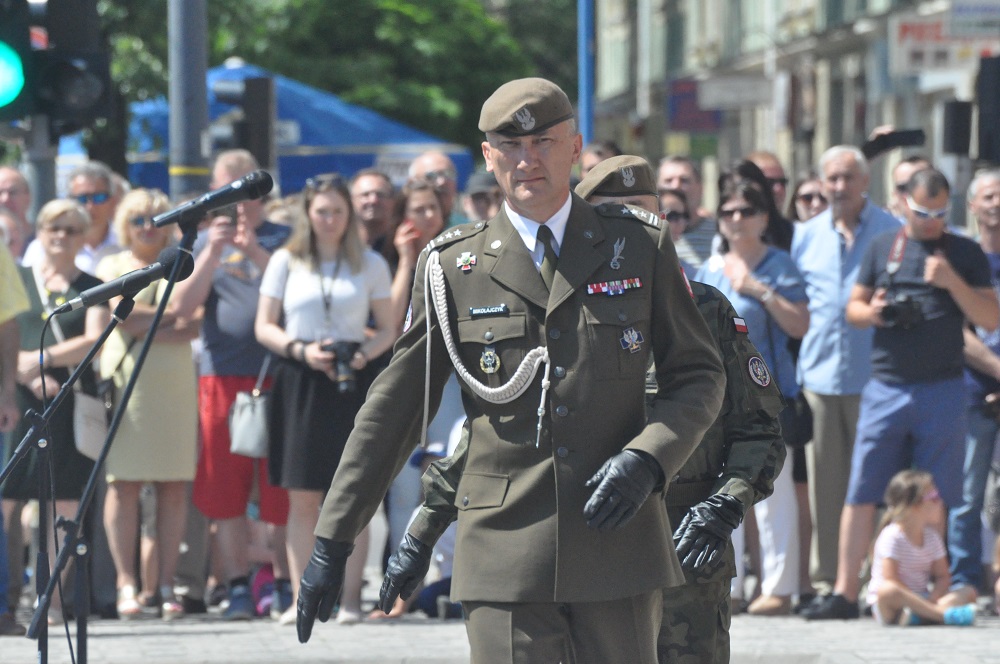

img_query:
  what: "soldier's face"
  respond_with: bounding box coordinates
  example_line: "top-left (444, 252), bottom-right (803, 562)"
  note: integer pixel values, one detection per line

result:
top-left (482, 121), bottom-right (581, 221)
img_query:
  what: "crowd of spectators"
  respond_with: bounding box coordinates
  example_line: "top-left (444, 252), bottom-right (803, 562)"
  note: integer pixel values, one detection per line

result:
top-left (2, 131), bottom-right (1000, 641)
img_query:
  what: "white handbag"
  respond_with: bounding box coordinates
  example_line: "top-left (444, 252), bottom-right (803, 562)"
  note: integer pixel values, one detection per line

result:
top-left (228, 355), bottom-right (271, 459)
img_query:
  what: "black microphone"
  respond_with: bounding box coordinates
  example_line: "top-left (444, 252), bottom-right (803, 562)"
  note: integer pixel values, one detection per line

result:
top-left (152, 170), bottom-right (274, 228)
top-left (52, 247), bottom-right (195, 314)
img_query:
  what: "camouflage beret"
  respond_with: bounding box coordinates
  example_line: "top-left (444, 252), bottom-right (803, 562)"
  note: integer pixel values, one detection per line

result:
top-left (575, 155), bottom-right (657, 200)
top-left (479, 78), bottom-right (575, 136)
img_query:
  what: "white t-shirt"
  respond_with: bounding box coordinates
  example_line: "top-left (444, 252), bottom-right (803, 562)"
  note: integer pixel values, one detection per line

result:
top-left (867, 522), bottom-right (946, 607)
top-left (259, 247), bottom-right (392, 343)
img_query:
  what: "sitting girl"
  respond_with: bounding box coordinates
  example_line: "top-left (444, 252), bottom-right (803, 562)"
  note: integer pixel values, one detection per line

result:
top-left (867, 470), bottom-right (977, 626)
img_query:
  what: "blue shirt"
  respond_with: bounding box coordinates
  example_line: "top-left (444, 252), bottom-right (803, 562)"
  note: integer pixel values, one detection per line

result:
top-left (790, 201), bottom-right (901, 395)
top-left (966, 251), bottom-right (1000, 400)
top-left (695, 247), bottom-right (808, 399)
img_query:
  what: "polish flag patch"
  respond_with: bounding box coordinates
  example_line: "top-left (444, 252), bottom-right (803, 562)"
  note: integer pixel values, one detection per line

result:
top-left (734, 317), bottom-right (748, 334)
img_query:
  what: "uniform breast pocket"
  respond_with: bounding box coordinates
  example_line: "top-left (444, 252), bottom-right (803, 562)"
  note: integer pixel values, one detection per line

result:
top-left (456, 314), bottom-right (528, 388)
top-left (583, 298), bottom-right (651, 380)
top-left (455, 472), bottom-right (510, 511)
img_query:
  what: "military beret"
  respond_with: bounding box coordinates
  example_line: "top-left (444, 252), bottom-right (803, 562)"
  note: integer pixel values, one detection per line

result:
top-left (479, 78), bottom-right (575, 136)
top-left (575, 155), bottom-right (657, 200)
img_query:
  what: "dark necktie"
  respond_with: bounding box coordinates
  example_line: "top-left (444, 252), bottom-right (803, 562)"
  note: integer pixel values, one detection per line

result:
top-left (537, 224), bottom-right (557, 290)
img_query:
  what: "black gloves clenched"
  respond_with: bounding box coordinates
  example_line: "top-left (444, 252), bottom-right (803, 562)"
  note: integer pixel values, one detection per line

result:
top-left (672, 493), bottom-right (744, 570)
top-left (583, 449), bottom-right (664, 531)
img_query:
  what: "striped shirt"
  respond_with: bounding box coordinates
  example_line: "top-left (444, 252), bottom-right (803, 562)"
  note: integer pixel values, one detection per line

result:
top-left (867, 522), bottom-right (946, 606)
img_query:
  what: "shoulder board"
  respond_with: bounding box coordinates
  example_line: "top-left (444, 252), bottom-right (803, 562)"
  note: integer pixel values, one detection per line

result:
top-left (592, 202), bottom-right (662, 230)
top-left (422, 221), bottom-right (488, 253)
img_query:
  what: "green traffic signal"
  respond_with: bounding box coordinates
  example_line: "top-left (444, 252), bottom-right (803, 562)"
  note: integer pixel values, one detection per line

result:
top-left (0, 40), bottom-right (27, 109)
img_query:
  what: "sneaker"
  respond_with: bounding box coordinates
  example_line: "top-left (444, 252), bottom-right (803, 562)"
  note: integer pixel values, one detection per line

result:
top-left (336, 608), bottom-right (362, 625)
top-left (792, 592), bottom-right (816, 615)
top-left (222, 585), bottom-right (255, 621)
top-left (270, 582), bottom-right (292, 620)
top-left (0, 612), bottom-right (26, 637)
top-left (801, 593), bottom-right (859, 621)
top-left (943, 604), bottom-right (976, 626)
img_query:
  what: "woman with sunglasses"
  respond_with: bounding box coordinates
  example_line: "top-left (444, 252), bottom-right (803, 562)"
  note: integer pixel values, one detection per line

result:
top-left (696, 179), bottom-right (810, 616)
top-left (254, 173), bottom-right (396, 625)
top-left (658, 187), bottom-right (693, 273)
top-left (787, 172), bottom-right (829, 223)
top-left (2, 199), bottom-right (110, 625)
top-left (96, 188), bottom-right (201, 621)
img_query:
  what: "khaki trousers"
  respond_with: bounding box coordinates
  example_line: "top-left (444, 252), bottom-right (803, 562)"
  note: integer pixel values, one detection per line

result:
top-left (464, 591), bottom-right (661, 664)
top-left (802, 390), bottom-right (860, 594)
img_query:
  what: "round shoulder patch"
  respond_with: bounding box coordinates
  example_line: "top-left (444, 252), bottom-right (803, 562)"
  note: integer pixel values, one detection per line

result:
top-left (747, 356), bottom-right (771, 387)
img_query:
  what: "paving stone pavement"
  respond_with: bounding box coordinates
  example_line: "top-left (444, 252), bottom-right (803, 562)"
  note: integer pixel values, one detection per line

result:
top-left (4, 610), bottom-right (1000, 663)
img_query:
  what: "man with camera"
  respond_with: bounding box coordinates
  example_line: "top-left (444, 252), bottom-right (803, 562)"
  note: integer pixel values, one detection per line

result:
top-left (831, 167), bottom-right (998, 615)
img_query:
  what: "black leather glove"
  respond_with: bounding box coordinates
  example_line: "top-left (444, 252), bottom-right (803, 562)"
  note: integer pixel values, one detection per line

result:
top-left (583, 449), bottom-right (664, 532)
top-left (378, 533), bottom-right (433, 614)
top-left (296, 537), bottom-right (354, 643)
top-left (672, 494), bottom-right (744, 571)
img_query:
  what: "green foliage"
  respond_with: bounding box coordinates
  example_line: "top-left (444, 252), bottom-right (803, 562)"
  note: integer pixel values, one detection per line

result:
top-left (88, 1), bottom-right (544, 162)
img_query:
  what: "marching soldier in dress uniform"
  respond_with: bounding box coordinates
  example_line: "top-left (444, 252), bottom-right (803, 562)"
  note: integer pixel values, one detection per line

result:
top-left (382, 156), bottom-right (787, 663)
top-left (295, 78), bottom-right (726, 664)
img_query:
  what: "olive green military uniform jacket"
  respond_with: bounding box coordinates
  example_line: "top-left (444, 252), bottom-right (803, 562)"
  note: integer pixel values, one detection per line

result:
top-left (410, 281), bottom-right (786, 587)
top-left (315, 196), bottom-right (726, 603)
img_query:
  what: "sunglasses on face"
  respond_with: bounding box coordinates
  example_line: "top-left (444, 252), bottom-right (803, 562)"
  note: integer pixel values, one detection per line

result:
top-left (797, 192), bottom-right (827, 205)
top-left (129, 216), bottom-right (155, 228)
top-left (718, 206), bottom-right (761, 221)
top-left (660, 210), bottom-right (688, 224)
top-left (423, 168), bottom-right (457, 183)
top-left (906, 196), bottom-right (949, 220)
top-left (305, 173), bottom-right (345, 192)
top-left (74, 192), bottom-right (111, 205)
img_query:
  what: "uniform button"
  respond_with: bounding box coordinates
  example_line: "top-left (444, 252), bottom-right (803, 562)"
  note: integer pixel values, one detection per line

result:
top-left (557, 447), bottom-right (569, 458)
top-left (618, 311), bottom-right (627, 322)
top-left (462, 496), bottom-right (469, 506)
top-left (484, 331), bottom-right (494, 341)
top-left (549, 328), bottom-right (561, 340)
top-left (553, 366), bottom-right (566, 378)
top-left (555, 405), bottom-right (569, 417)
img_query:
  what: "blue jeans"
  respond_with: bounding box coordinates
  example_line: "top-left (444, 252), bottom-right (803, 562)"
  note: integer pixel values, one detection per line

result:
top-left (947, 403), bottom-right (999, 590)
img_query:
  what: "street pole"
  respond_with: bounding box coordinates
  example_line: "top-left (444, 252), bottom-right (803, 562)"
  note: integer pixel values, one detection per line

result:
top-left (167, 0), bottom-right (209, 198)
top-left (577, 0), bottom-right (594, 145)
top-left (23, 117), bottom-right (56, 222)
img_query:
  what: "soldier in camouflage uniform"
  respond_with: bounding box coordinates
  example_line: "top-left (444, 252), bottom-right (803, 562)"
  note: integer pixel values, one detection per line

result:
top-left (382, 156), bottom-right (787, 664)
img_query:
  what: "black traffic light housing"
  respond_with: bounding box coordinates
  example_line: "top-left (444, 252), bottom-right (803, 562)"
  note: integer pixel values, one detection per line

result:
top-left (0, 0), bottom-right (34, 122)
top-left (211, 76), bottom-right (276, 171)
top-left (35, 0), bottom-right (112, 136)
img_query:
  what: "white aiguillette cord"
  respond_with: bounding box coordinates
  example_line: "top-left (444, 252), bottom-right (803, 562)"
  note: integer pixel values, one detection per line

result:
top-left (423, 250), bottom-right (552, 448)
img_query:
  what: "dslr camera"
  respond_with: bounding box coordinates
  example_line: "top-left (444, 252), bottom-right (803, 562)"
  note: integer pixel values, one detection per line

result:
top-left (881, 293), bottom-right (923, 330)
top-left (322, 341), bottom-right (361, 393)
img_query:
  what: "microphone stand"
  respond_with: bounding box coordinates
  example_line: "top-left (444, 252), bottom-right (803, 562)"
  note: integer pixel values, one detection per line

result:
top-left (17, 228), bottom-right (195, 663)
top-left (0, 296), bottom-right (134, 664)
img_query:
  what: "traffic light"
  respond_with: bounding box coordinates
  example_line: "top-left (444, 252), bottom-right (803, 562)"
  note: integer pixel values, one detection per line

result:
top-left (34, 0), bottom-right (111, 136)
top-left (211, 76), bottom-right (275, 170)
top-left (0, 0), bottom-right (34, 121)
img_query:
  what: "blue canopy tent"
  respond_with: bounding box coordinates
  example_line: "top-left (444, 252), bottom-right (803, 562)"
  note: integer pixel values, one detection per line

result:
top-left (62, 63), bottom-right (473, 195)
